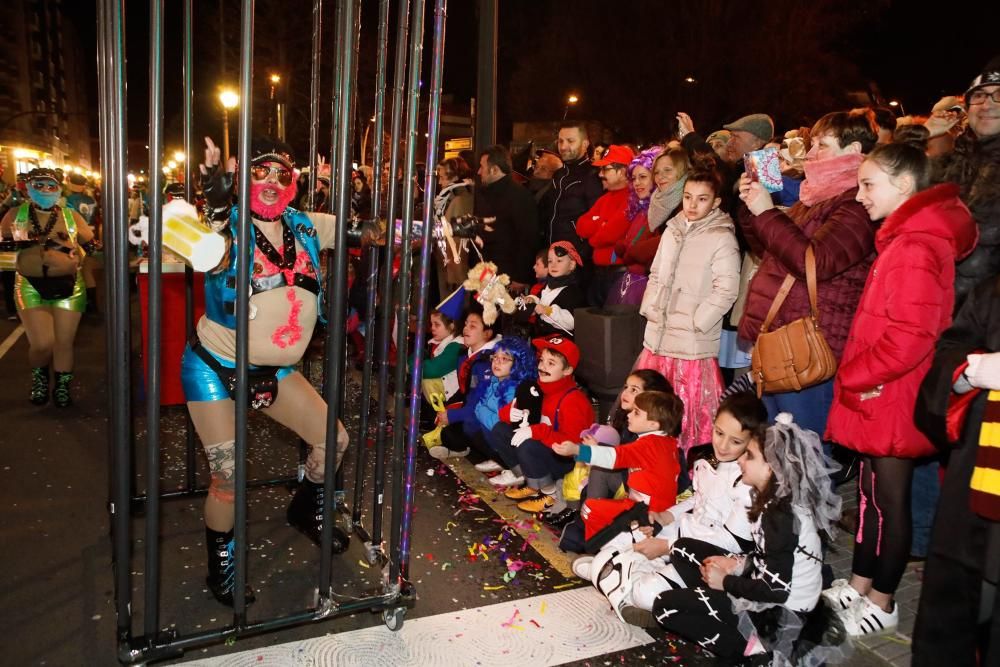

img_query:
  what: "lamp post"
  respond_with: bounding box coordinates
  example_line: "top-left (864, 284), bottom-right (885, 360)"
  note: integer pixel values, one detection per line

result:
top-left (268, 73), bottom-right (284, 140)
top-left (889, 100), bottom-right (906, 116)
top-left (218, 88), bottom-right (239, 159)
top-left (563, 94), bottom-right (579, 120)
top-left (361, 115), bottom-right (376, 170)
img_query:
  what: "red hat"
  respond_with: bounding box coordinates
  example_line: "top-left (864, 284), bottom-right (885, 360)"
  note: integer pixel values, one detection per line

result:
top-left (591, 144), bottom-right (635, 167)
top-left (532, 335), bottom-right (580, 369)
top-left (549, 241), bottom-right (583, 268)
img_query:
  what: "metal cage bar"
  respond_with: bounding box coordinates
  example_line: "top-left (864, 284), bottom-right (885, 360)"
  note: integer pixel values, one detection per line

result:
top-left (183, 0), bottom-right (198, 495)
top-left (306, 0), bottom-right (324, 212)
top-left (349, 0), bottom-right (391, 550)
top-left (142, 0), bottom-right (166, 637)
top-left (231, 0), bottom-right (256, 622)
top-left (399, 0), bottom-right (447, 580)
top-left (319, 0), bottom-right (357, 594)
top-left (371, 0), bottom-right (411, 550)
top-left (387, 0), bottom-right (426, 586)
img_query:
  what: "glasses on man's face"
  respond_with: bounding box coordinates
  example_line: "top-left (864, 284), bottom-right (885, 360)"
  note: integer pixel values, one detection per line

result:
top-left (599, 165), bottom-right (622, 174)
top-left (251, 164), bottom-right (293, 185)
top-left (968, 89), bottom-right (1000, 105)
top-left (30, 180), bottom-right (60, 191)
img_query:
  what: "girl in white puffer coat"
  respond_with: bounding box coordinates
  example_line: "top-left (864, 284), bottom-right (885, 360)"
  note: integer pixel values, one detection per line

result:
top-left (636, 168), bottom-right (740, 453)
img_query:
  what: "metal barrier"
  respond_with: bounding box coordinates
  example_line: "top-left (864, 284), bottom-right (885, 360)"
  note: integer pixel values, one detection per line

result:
top-left (97, 0), bottom-right (447, 662)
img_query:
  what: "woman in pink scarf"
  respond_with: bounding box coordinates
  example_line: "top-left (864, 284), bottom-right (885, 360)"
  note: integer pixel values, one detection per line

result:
top-left (736, 109), bottom-right (879, 443)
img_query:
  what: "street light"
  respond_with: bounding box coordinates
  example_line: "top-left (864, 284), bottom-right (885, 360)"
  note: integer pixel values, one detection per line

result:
top-left (268, 73), bottom-right (284, 141)
top-left (361, 115), bottom-right (377, 168)
top-left (219, 88), bottom-right (239, 159)
top-left (172, 150), bottom-right (185, 163)
top-left (888, 100), bottom-right (906, 116)
top-left (563, 93), bottom-right (579, 120)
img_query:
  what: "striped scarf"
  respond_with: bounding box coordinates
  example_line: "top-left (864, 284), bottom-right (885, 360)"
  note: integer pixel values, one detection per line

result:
top-left (971, 391), bottom-right (1000, 521)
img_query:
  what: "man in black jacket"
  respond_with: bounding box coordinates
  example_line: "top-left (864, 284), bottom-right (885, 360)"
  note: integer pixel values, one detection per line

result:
top-left (934, 55), bottom-right (1000, 311)
top-left (474, 145), bottom-right (539, 291)
top-left (545, 122), bottom-right (604, 264)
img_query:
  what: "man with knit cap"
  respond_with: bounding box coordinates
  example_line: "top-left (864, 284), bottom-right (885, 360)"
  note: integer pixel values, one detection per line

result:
top-left (933, 54), bottom-right (1000, 310)
top-left (576, 144), bottom-right (635, 306)
top-left (924, 96), bottom-right (967, 158)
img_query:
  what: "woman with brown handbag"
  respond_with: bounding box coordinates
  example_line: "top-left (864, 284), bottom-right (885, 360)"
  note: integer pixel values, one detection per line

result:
top-left (737, 109), bottom-right (879, 444)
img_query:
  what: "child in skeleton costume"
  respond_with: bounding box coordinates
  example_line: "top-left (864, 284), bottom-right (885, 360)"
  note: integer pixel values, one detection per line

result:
top-left (0, 167), bottom-right (99, 407)
top-left (651, 415), bottom-right (843, 664)
top-left (575, 392), bottom-right (766, 625)
top-left (181, 137), bottom-right (355, 606)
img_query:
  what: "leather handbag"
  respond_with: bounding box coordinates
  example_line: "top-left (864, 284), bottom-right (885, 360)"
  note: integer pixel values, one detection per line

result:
top-left (750, 246), bottom-right (837, 397)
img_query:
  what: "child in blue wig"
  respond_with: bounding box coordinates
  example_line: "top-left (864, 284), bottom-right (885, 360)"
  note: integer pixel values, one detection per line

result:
top-left (432, 336), bottom-right (538, 460)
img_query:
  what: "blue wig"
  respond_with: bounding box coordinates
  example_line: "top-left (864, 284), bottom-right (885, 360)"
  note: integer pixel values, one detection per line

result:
top-left (492, 337), bottom-right (538, 386)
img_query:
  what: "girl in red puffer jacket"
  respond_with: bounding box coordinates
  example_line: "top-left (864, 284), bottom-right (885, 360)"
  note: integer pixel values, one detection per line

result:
top-left (823, 125), bottom-right (978, 639)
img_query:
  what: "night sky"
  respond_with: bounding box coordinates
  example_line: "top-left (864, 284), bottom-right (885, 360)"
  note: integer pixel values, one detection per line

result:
top-left (63, 1), bottom-right (998, 168)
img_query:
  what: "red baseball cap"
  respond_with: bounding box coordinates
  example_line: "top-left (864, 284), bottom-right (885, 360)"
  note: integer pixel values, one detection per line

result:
top-left (592, 144), bottom-right (635, 167)
top-left (532, 335), bottom-right (580, 369)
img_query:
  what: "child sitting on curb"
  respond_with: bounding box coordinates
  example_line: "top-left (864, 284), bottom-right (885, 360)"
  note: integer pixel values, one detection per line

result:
top-left (435, 337), bottom-right (537, 462)
top-left (553, 390), bottom-right (684, 549)
top-left (485, 336), bottom-right (595, 514)
top-left (427, 306), bottom-right (500, 459)
top-left (574, 392), bottom-right (769, 627)
top-left (419, 308), bottom-right (464, 404)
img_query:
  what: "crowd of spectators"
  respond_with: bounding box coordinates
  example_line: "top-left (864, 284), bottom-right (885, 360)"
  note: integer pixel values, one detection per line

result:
top-left (412, 55), bottom-right (1000, 665)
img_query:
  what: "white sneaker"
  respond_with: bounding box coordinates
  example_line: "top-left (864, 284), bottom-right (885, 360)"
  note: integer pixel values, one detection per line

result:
top-left (488, 469), bottom-right (524, 487)
top-left (572, 556), bottom-right (594, 581)
top-left (474, 460), bottom-right (503, 473)
top-left (822, 578), bottom-right (862, 610)
top-left (428, 446), bottom-right (469, 460)
top-left (841, 596), bottom-right (898, 637)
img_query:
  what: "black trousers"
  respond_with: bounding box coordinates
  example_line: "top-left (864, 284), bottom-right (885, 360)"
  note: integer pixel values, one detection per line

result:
top-left (651, 538), bottom-right (749, 658)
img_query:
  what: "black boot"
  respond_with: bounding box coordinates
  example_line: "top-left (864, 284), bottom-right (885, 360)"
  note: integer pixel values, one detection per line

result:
top-left (52, 371), bottom-right (73, 408)
top-left (205, 528), bottom-right (255, 607)
top-left (30, 367), bottom-right (49, 405)
top-left (287, 480), bottom-right (350, 553)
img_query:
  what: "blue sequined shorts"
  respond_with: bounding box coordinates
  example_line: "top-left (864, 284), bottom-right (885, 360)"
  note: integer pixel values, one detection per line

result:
top-left (181, 343), bottom-right (295, 403)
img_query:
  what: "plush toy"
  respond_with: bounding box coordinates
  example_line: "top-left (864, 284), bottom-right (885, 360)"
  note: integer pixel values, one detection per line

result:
top-left (463, 261), bottom-right (516, 326)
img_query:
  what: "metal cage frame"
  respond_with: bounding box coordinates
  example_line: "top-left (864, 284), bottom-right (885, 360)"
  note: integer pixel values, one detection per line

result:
top-left (97, 0), bottom-right (448, 662)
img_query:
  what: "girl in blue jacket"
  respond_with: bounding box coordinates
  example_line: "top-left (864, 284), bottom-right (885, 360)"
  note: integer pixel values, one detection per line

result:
top-left (432, 336), bottom-right (537, 460)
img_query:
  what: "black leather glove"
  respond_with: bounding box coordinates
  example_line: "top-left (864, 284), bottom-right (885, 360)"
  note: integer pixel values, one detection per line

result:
top-left (200, 162), bottom-right (235, 221)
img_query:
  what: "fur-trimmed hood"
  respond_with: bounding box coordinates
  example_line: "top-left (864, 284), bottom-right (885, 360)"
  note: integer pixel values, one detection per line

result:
top-left (875, 183), bottom-right (978, 260)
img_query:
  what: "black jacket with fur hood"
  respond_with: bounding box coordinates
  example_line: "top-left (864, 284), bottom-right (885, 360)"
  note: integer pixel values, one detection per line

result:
top-left (934, 131), bottom-right (1000, 310)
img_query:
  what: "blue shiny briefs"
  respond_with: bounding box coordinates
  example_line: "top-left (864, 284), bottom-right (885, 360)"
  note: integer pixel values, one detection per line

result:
top-left (181, 343), bottom-right (295, 403)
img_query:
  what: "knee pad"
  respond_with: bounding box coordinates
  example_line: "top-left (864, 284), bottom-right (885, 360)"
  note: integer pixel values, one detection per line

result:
top-left (204, 439), bottom-right (236, 503)
top-left (631, 570), bottom-right (682, 612)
